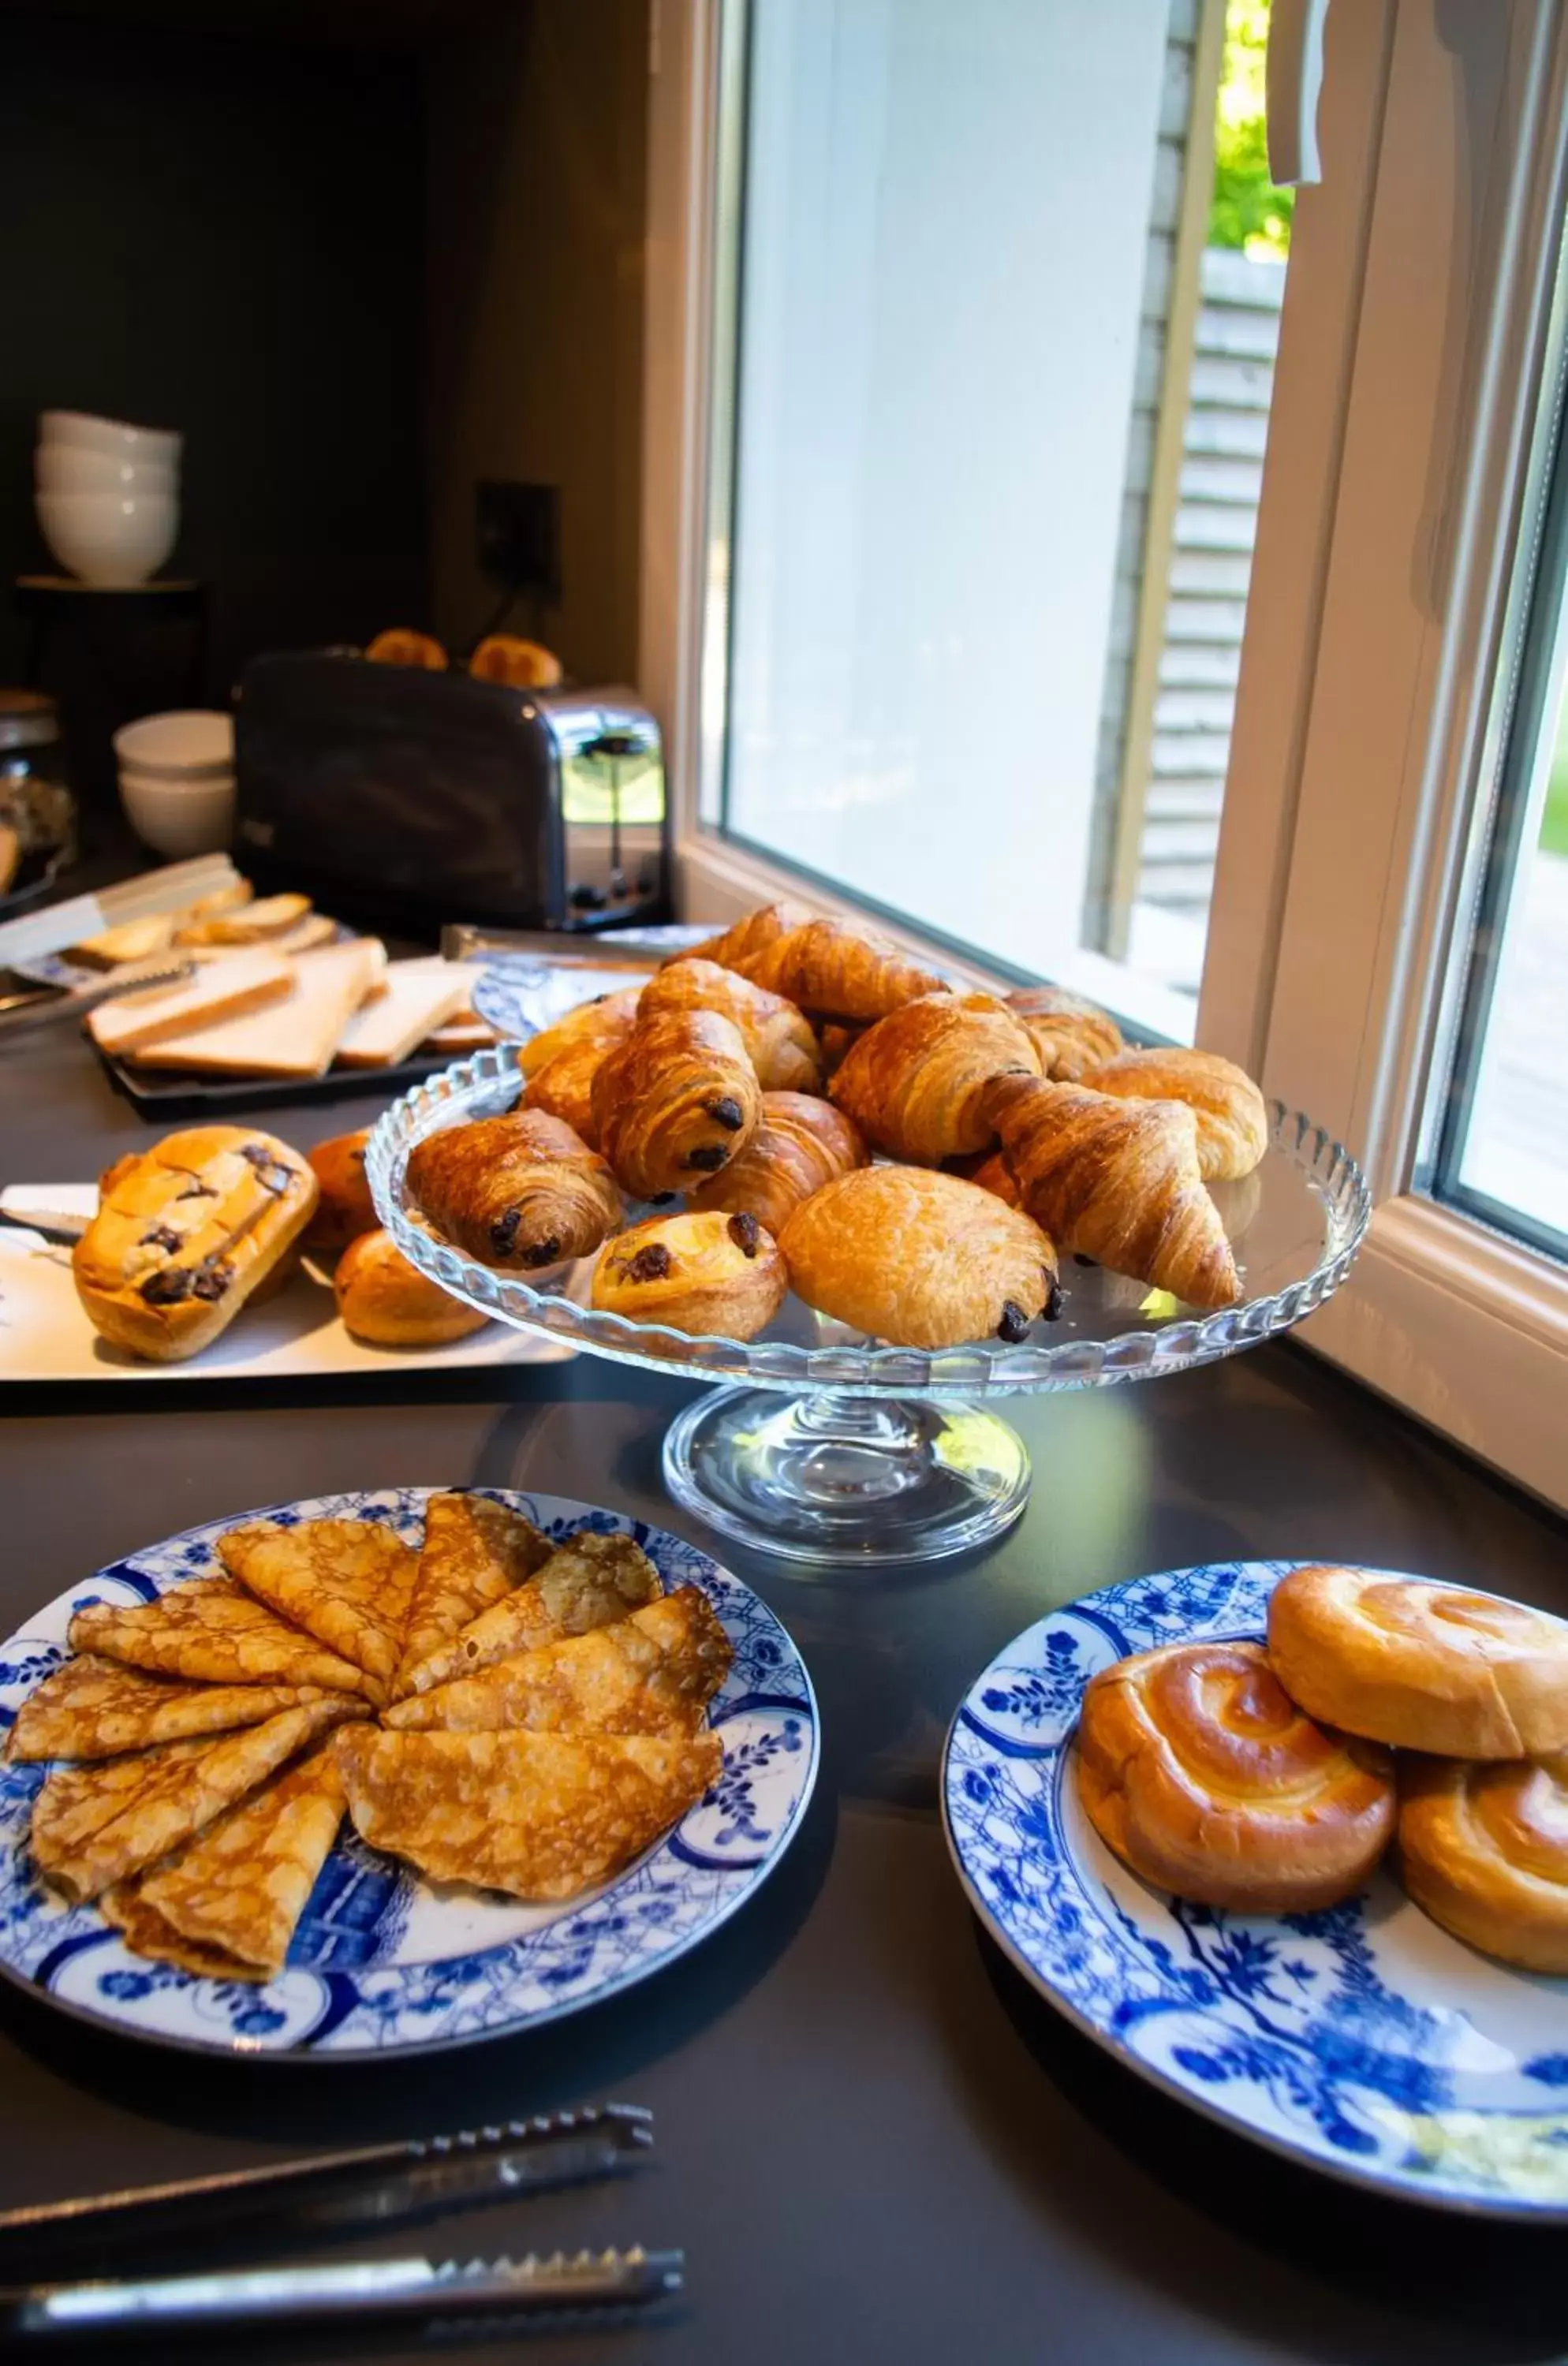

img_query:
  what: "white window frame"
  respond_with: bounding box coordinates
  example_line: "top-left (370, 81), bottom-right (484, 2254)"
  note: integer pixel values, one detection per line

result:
top-left (640, 0), bottom-right (1568, 1510)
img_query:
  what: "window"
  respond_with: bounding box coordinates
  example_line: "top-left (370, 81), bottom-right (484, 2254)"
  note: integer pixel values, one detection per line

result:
top-left (696, 0), bottom-right (1291, 1038)
top-left (644, 0), bottom-right (1568, 1510)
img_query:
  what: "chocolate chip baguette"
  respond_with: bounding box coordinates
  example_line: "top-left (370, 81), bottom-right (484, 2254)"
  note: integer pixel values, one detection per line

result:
top-left (73, 1126), bottom-right (319, 1363)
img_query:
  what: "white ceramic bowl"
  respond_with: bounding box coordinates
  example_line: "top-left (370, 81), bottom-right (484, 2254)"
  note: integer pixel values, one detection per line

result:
top-left (113, 709), bottom-right (233, 777)
top-left (39, 412), bottom-right (182, 469)
top-left (35, 446), bottom-right (176, 499)
top-left (118, 766), bottom-right (235, 858)
top-left (35, 490), bottom-right (178, 586)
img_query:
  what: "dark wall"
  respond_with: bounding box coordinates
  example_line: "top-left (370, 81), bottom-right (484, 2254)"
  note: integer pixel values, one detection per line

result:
top-left (0, 11), bottom-right (428, 710)
top-left (426, 0), bottom-right (648, 685)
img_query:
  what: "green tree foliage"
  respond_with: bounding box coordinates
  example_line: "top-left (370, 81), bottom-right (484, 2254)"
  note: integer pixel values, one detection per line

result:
top-left (1210, 0), bottom-right (1294, 256)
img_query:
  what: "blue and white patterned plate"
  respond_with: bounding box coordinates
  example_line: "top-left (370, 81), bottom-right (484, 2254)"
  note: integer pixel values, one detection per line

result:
top-left (943, 1560), bottom-right (1568, 2219)
top-left (0, 1489), bottom-right (818, 2058)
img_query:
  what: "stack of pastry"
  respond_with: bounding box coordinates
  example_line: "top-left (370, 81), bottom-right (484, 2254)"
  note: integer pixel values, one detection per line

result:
top-left (404, 898), bottom-right (1272, 1351)
top-left (12, 1495), bottom-right (729, 1980)
top-left (1075, 1564), bottom-right (1568, 1972)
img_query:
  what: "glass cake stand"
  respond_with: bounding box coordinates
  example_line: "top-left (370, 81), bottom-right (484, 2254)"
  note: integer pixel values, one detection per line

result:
top-left (368, 1048), bottom-right (1370, 1567)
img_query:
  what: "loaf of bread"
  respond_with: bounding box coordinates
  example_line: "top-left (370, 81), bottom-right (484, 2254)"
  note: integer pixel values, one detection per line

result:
top-left (73, 1127), bottom-right (319, 1363)
top-left (334, 1229), bottom-right (490, 1348)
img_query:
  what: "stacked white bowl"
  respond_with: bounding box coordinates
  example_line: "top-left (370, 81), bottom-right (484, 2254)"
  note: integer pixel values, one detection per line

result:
top-left (35, 412), bottom-right (181, 586)
top-left (114, 711), bottom-right (234, 857)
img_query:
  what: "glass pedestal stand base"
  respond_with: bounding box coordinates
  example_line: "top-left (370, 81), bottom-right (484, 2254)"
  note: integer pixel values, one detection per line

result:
top-left (662, 1386), bottom-right (1031, 1567)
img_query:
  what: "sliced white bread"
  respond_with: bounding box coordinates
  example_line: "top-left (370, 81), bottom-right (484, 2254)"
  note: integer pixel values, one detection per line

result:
top-left (424, 1009), bottom-right (496, 1052)
top-left (336, 960), bottom-right (472, 1067)
top-left (88, 946), bottom-right (293, 1054)
top-left (126, 939), bottom-right (386, 1077)
top-left (268, 912), bottom-right (342, 956)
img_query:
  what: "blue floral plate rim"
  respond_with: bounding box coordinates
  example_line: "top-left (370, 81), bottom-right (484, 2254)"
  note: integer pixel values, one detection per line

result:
top-left (0, 1487), bottom-right (819, 2061)
top-left (942, 1558), bottom-right (1568, 2221)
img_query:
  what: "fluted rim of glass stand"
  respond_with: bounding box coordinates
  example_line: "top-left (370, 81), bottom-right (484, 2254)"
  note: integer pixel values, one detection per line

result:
top-left (366, 1048), bottom-right (1372, 1399)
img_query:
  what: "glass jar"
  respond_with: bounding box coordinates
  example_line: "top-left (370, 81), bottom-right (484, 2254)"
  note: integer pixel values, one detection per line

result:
top-left (0, 691), bottom-right (77, 905)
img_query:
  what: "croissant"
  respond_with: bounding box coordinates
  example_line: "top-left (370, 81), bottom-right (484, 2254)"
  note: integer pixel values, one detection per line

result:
top-left (829, 993), bottom-right (1039, 1164)
top-left (678, 901), bottom-right (946, 1021)
top-left (964, 1150), bottom-right (1020, 1206)
top-left (984, 1074), bottom-right (1240, 1308)
top-left (407, 1109), bottom-right (622, 1271)
top-left (592, 1211), bottom-right (787, 1339)
top-left (518, 987), bottom-right (641, 1081)
top-left (1084, 1047), bottom-right (1269, 1181)
top-left (687, 1092), bottom-right (868, 1233)
top-left (1006, 987), bottom-right (1122, 1080)
top-left (779, 1166), bottom-right (1058, 1349)
top-left (637, 959), bottom-right (822, 1092)
top-left (524, 1035), bottom-right (614, 1148)
top-left (592, 1009), bottom-right (762, 1198)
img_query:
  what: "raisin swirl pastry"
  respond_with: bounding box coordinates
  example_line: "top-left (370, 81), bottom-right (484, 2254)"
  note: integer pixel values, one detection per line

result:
top-left (778, 1166), bottom-right (1058, 1349)
top-left (1077, 1639), bottom-right (1396, 1911)
top-left (592, 1009), bottom-right (762, 1198)
top-left (73, 1126), bottom-right (319, 1363)
top-left (406, 1110), bottom-right (622, 1274)
top-left (686, 1092), bottom-right (868, 1234)
top-left (591, 1211), bottom-right (787, 1339)
top-left (1399, 1754), bottom-right (1568, 1972)
top-left (1267, 1566), bottom-right (1568, 1757)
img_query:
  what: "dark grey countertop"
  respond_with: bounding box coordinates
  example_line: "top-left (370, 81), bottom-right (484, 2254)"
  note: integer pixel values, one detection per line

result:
top-left (3, 1018), bottom-right (1568, 2365)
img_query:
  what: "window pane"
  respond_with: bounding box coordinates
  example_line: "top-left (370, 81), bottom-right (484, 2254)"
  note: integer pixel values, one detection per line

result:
top-left (704, 0), bottom-right (1292, 1034)
top-left (1435, 415), bottom-right (1568, 1256)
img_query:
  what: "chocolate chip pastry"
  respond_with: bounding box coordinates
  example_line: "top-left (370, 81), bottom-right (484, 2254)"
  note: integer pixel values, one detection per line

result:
top-left (405, 1108), bottom-right (622, 1274)
top-left (72, 1126), bottom-right (319, 1364)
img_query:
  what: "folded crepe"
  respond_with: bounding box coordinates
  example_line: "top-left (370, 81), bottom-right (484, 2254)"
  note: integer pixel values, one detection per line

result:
top-left (398, 1530), bottom-right (661, 1697)
top-left (103, 1748), bottom-right (345, 1981)
top-left (217, 1520), bottom-right (419, 1687)
top-left (31, 1697), bottom-right (362, 1905)
top-left (390, 1495), bottom-right (551, 1699)
top-left (384, 1588), bottom-right (731, 1739)
top-left (69, 1580), bottom-right (382, 1702)
top-left (334, 1723), bottom-right (722, 1903)
top-left (7, 1655), bottom-right (327, 1763)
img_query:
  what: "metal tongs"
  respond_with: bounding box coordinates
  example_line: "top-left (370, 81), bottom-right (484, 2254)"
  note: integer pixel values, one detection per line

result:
top-left (0, 2103), bottom-right (681, 2345)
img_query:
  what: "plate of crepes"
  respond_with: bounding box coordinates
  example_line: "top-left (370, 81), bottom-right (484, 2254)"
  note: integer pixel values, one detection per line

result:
top-left (944, 1561), bottom-right (1568, 2217)
top-left (405, 898), bottom-right (1298, 1360)
top-left (0, 1489), bottom-right (816, 2056)
top-left (33, 871), bottom-right (495, 1106)
top-left (0, 1121), bottom-right (574, 1378)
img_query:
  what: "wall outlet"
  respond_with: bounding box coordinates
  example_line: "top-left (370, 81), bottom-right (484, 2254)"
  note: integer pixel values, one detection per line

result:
top-left (476, 480), bottom-right (561, 599)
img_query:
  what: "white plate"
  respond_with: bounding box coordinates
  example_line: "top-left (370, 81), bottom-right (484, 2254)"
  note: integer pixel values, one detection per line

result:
top-left (943, 1560), bottom-right (1568, 2219)
top-left (0, 1489), bottom-right (819, 2057)
top-left (0, 1189), bottom-right (574, 1381)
